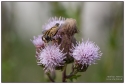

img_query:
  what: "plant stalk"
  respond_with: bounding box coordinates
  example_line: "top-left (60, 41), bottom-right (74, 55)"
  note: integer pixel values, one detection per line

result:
top-left (47, 73), bottom-right (55, 82)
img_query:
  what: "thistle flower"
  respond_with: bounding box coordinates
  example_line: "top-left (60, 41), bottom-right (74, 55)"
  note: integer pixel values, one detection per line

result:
top-left (41, 17), bottom-right (78, 64)
top-left (37, 44), bottom-right (66, 73)
top-left (71, 39), bottom-right (102, 68)
top-left (30, 35), bottom-right (45, 48)
top-left (42, 16), bottom-right (66, 31)
top-left (30, 16), bottom-right (103, 82)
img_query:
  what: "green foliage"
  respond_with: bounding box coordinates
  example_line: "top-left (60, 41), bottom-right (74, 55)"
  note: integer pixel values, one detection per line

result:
top-left (68, 74), bottom-right (81, 82)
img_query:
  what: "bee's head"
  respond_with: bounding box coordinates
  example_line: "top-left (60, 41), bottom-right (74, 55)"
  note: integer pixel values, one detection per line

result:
top-left (56, 23), bottom-right (59, 26)
top-left (42, 36), bottom-right (51, 43)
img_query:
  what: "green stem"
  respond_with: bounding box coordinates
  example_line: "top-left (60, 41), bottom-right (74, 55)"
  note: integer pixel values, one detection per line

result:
top-left (46, 73), bottom-right (55, 82)
top-left (70, 63), bottom-right (75, 75)
top-left (66, 70), bottom-right (78, 79)
top-left (62, 64), bottom-right (67, 82)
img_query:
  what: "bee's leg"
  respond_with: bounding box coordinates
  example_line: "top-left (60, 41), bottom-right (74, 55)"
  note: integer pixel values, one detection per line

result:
top-left (52, 38), bottom-right (59, 44)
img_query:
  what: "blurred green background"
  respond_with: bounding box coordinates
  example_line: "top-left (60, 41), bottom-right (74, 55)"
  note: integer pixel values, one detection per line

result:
top-left (2, 2), bottom-right (124, 82)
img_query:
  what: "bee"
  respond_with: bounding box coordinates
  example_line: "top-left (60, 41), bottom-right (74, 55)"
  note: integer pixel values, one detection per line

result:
top-left (42, 23), bottom-right (60, 43)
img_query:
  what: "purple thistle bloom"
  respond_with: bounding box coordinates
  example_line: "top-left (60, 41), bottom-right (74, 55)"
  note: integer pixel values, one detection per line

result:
top-left (52, 34), bottom-right (62, 40)
top-left (30, 35), bottom-right (44, 48)
top-left (42, 16), bottom-right (66, 31)
top-left (71, 39), bottom-right (102, 66)
top-left (37, 44), bottom-right (66, 73)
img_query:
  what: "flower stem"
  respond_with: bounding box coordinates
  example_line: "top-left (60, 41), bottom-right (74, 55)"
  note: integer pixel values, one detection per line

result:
top-left (70, 63), bottom-right (74, 75)
top-left (46, 73), bottom-right (55, 82)
top-left (66, 63), bottom-right (76, 78)
top-left (66, 70), bottom-right (78, 79)
top-left (62, 64), bottom-right (67, 82)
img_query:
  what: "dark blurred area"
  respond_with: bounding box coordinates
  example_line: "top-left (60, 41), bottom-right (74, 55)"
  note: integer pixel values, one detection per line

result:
top-left (1, 2), bottom-right (124, 82)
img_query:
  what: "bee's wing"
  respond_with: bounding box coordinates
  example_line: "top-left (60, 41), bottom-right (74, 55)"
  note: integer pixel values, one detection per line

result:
top-left (42, 30), bottom-right (47, 34)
